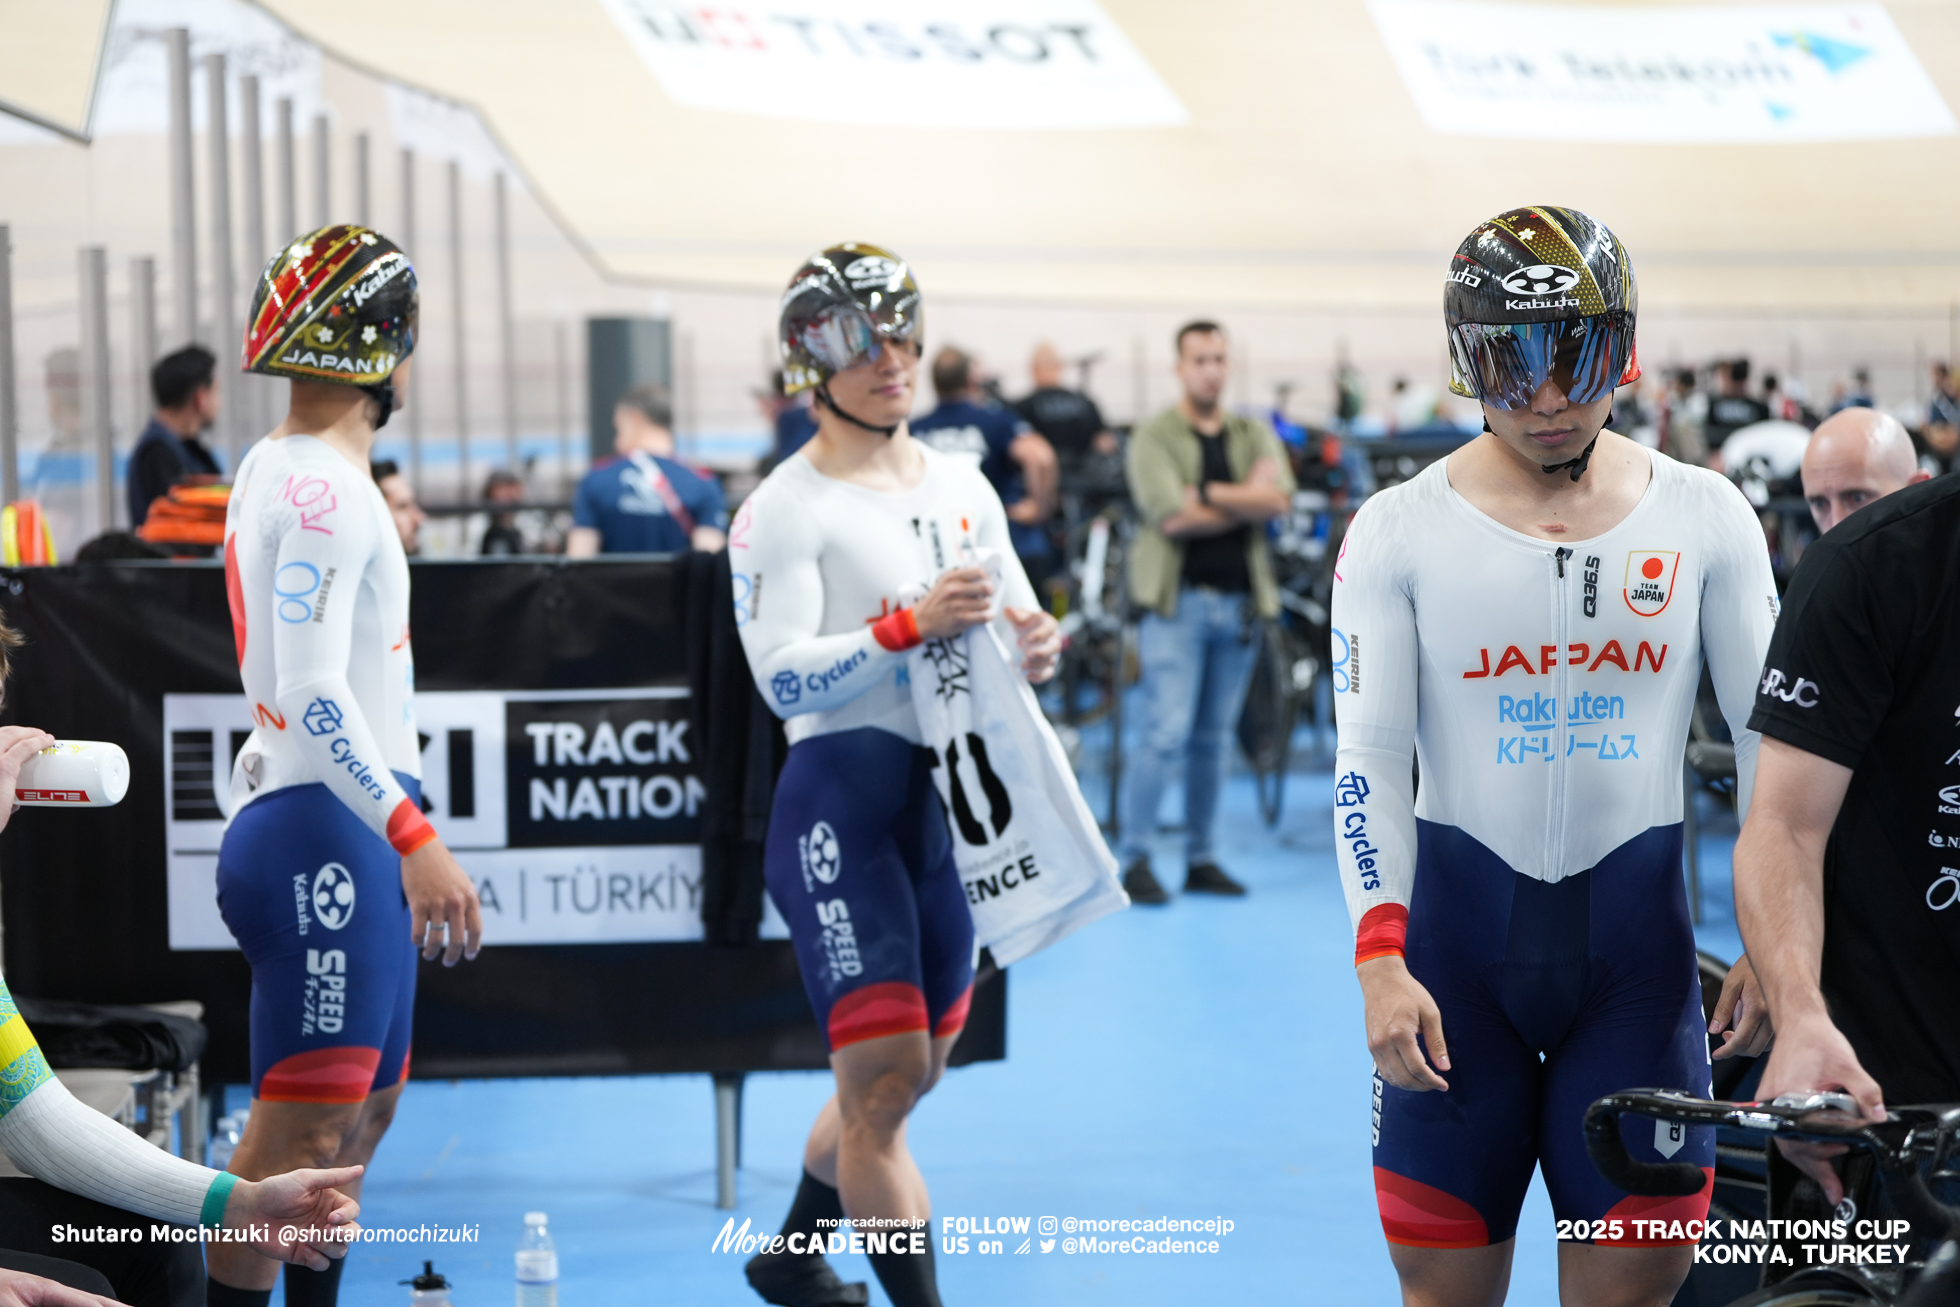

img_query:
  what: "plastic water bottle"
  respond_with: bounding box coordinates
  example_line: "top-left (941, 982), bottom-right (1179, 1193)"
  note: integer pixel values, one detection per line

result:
top-left (206, 1110), bottom-right (247, 1170)
top-left (515, 1212), bottom-right (557, 1307)
top-left (402, 1261), bottom-right (452, 1306)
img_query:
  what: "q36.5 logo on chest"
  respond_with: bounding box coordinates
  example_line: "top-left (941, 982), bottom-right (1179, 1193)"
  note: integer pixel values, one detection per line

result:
top-left (1623, 551), bottom-right (1680, 617)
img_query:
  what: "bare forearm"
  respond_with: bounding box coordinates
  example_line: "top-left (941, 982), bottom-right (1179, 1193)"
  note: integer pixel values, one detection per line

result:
top-left (1733, 817), bottom-right (1830, 1025)
top-left (1160, 505), bottom-right (1241, 538)
top-left (1203, 481), bottom-right (1288, 521)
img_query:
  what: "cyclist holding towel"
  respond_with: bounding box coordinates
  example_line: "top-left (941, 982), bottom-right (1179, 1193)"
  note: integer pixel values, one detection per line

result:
top-left (733, 243), bottom-right (1059, 1307)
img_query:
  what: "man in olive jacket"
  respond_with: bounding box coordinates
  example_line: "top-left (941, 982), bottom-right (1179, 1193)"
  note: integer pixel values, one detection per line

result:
top-left (1120, 321), bottom-right (1293, 904)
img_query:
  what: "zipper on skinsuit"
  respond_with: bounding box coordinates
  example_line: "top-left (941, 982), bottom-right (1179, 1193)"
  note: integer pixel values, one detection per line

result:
top-left (1550, 548), bottom-right (1573, 879)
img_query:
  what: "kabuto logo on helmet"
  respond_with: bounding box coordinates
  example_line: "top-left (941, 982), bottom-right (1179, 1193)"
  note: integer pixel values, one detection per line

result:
top-left (842, 255), bottom-right (902, 288)
top-left (1499, 264), bottom-right (1581, 297)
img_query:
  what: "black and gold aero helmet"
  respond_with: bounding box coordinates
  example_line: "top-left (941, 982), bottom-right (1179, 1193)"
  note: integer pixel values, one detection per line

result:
top-left (243, 224), bottom-right (417, 427)
top-left (1444, 206), bottom-right (1639, 411)
top-left (779, 242), bottom-right (921, 434)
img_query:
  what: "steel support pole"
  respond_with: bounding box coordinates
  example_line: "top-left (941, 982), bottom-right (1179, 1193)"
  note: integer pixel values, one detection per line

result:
top-left (275, 99), bottom-right (296, 245)
top-left (0, 226), bottom-right (17, 505)
top-left (166, 29), bottom-right (197, 348)
top-left (79, 248), bottom-right (113, 534)
top-left (494, 173), bottom-right (517, 476)
top-left (400, 148), bottom-right (421, 490)
top-left (128, 257), bottom-right (156, 434)
top-left (354, 133), bottom-right (370, 227)
top-left (312, 114), bottom-right (330, 229)
top-left (554, 320), bottom-right (570, 497)
top-left (203, 54), bottom-right (237, 467)
top-left (239, 76), bottom-right (266, 440)
top-left (449, 160), bottom-right (468, 498)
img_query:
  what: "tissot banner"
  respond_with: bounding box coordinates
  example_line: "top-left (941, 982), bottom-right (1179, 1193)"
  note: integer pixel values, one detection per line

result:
top-left (596, 0), bottom-right (1188, 128)
top-left (1369, 1), bottom-right (1956, 142)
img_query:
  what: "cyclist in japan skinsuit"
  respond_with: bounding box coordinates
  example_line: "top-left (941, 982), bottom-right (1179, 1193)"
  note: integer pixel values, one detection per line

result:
top-left (734, 244), bottom-right (1060, 1307)
top-left (211, 226), bottom-right (483, 1307)
top-left (1333, 207), bottom-right (1779, 1307)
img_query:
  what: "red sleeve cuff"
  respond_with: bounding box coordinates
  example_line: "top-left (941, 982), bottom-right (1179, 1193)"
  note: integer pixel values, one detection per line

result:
top-left (871, 606), bottom-right (922, 652)
top-left (386, 798), bottom-right (438, 856)
top-left (1355, 902), bottom-right (1409, 965)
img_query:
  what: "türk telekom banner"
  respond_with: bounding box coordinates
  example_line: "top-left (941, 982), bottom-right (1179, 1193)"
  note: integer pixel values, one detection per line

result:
top-left (596, 0), bottom-right (1188, 127)
top-left (162, 688), bottom-right (779, 949)
top-left (1369, 1), bottom-right (1956, 142)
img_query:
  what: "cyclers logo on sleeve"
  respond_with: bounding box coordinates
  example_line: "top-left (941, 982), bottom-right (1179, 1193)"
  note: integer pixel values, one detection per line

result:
top-left (799, 820), bottom-right (842, 892)
top-left (771, 670), bottom-right (803, 707)
top-left (1759, 668), bottom-right (1820, 708)
top-left (1336, 773), bottom-right (1381, 891)
top-left (311, 862), bottom-right (357, 930)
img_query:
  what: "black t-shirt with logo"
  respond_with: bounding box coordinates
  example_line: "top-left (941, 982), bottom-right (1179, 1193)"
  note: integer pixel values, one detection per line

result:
top-left (1704, 394), bottom-right (1770, 449)
top-left (1747, 475), bottom-right (1960, 1103)
top-left (1014, 387), bottom-right (1105, 463)
top-left (1180, 430), bottom-right (1252, 593)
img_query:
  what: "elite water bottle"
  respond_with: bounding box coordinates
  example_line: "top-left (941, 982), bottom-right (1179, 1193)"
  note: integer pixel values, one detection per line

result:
top-left (515, 1212), bottom-right (557, 1307)
top-left (13, 741), bottom-right (128, 806)
top-left (402, 1261), bottom-right (453, 1306)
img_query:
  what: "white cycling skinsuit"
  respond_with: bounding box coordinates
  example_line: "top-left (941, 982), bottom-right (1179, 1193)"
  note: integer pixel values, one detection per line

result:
top-left (1331, 444), bottom-right (1777, 1249)
top-left (223, 434), bottom-right (432, 851)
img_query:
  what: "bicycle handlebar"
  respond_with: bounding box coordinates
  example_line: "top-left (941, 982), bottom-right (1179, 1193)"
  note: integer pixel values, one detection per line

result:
top-left (1585, 1090), bottom-right (1960, 1253)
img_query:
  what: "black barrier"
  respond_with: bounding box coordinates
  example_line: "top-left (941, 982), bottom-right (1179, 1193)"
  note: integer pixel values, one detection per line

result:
top-left (0, 559), bottom-right (1004, 1083)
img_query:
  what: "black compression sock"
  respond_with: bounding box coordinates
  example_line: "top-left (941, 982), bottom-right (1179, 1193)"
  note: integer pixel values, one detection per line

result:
top-left (206, 1281), bottom-right (273, 1307)
top-left (778, 1169), bottom-right (846, 1245)
top-left (865, 1228), bottom-right (942, 1307)
top-left (283, 1256), bottom-right (347, 1307)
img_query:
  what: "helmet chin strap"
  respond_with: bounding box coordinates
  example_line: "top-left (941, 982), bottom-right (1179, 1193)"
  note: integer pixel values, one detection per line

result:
top-left (1482, 416), bottom-right (1602, 482)
top-left (368, 378), bottom-right (396, 432)
top-left (815, 383), bottom-right (901, 438)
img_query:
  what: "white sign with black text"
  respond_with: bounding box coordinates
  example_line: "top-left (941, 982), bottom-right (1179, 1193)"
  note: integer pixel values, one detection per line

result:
top-left (162, 688), bottom-right (784, 950)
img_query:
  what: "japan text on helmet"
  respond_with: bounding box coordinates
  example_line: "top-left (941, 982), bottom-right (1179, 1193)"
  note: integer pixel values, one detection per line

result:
top-left (243, 225), bottom-right (417, 421)
top-left (1444, 206), bottom-right (1639, 410)
top-left (778, 242), bottom-right (922, 396)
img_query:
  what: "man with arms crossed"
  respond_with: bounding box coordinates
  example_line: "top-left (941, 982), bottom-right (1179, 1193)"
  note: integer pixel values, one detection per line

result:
top-left (212, 226), bottom-right (483, 1307)
top-left (1334, 207), bottom-right (1777, 1307)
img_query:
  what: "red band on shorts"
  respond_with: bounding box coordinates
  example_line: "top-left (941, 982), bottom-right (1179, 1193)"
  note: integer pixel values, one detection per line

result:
top-left (1375, 1167), bottom-right (1491, 1248)
top-left (1598, 1168), bottom-right (1715, 1245)
top-left (259, 1047), bottom-right (383, 1104)
top-left (932, 983), bottom-right (974, 1039)
top-left (387, 798), bottom-right (438, 856)
top-left (827, 982), bottom-right (930, 1050)
top-left (1355, 903), bottom-right (1409, 965)
top-left (870, 607), bottom-right (922, 653)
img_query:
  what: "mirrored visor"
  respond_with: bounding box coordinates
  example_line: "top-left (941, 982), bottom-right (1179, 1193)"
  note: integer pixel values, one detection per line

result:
top-left (794, 301), bottom-right (920, 378)
top-left (1449, 312), bottom-right (1635, 410)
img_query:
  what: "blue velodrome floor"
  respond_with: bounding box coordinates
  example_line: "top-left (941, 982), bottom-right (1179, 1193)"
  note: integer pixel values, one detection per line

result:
top-left (251, 767), bottom-right (1746, 1305)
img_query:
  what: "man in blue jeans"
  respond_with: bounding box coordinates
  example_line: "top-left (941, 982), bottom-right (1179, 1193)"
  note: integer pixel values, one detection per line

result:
top-left (1120, 322), bottom-right (1293, 903)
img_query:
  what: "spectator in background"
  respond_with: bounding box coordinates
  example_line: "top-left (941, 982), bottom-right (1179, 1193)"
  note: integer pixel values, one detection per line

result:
top-left (1119, 321), bottom-right (1293, 904)
top-left (1830, 367), bottom-right (1875, 414)
top-left (1920, 361), bottom-right (1959, 477)
top-left (370, 459), bottom-right (427, 556)
top-left (127, 345), bottom-right (224, 529)
top-left (1015, 342), bottom-right (1114, 469)
top-left (763, 369), bottom-right (818, 464)
top-left (1800, 408), bottom-right (1928, 534)
top-left (1705, 358), bottom-right (1770, 452)
top-left (1660, 367), bottom-right (1709, 465)
top-left (912, 347), bottom-right (1059, 584)
top-left (1762, 371), bottom-right (1803, 423)
top-left (479, 469), bottom-right (527, 556)
top-left (567, 383), bottom-right (726, 556)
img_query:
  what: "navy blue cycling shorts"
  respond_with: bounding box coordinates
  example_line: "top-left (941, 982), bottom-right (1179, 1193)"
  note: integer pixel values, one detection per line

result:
top-left (1372, 820), bottom-right (1714, 1248)
top-left (766, 728), bottom-right (975, 1052)
top-left (217, 775), bottom-right (420, 1104)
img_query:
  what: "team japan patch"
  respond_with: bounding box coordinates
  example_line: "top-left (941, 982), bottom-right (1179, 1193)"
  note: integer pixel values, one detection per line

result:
top-left (1623, 551), bottom-right (1680, 617)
